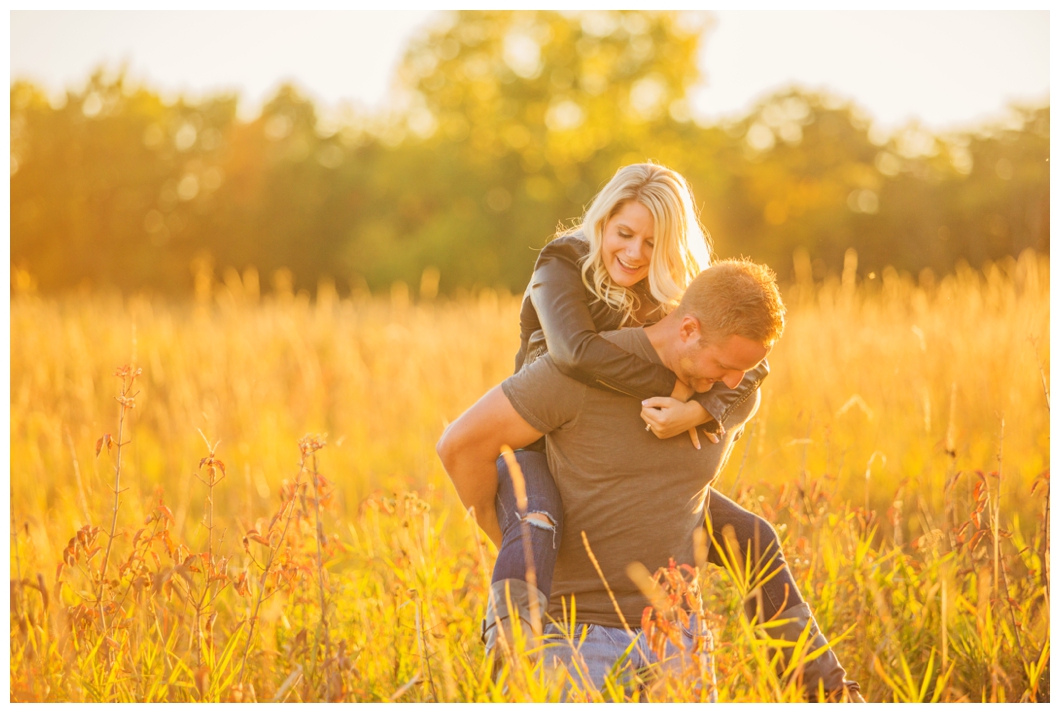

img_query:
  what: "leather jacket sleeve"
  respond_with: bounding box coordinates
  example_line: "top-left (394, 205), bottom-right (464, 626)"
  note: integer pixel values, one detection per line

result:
top-left (690, 359), bottom-right (770, 428)
top-left (529, 237), bottom-right (678, 400)
top-left (528, 235), bottom-right (769, 426)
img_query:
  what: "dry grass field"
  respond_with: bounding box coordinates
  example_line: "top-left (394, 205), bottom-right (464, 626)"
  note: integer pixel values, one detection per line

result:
top-left (9, 250), bottom-right (1049, 702)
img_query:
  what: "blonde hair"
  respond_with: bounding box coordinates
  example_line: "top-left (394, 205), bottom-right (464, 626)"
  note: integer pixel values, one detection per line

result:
top-left (562, 163), bottom-right (713, 325)
top-left (678, 258), bottom-right (786, 347)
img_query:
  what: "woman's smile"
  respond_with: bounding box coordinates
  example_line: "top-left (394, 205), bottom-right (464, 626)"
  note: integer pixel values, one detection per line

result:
top-left (601, 201), bottom-right (655, 287)
top-left (616, 255), bottom-right (644, 273)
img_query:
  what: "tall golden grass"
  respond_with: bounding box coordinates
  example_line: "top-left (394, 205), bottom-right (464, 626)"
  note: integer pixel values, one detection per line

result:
top-left (9, 250), bottom-right (1049, 701)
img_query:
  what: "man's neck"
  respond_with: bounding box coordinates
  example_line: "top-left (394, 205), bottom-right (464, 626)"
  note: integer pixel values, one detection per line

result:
top-left (642, 312), bottom-right (681, 373)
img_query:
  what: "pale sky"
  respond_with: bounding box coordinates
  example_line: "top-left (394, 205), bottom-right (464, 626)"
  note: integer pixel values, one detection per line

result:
top-left (10, 10), bottom-right (1050, 133)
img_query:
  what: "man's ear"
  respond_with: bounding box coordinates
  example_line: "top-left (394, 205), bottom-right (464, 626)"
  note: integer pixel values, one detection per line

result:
top-left (679, 315), bottom-right (702, 343)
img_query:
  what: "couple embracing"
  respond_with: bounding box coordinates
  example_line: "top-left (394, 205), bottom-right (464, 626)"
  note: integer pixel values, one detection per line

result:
top-left (437, 164), bottom-right (863, 702)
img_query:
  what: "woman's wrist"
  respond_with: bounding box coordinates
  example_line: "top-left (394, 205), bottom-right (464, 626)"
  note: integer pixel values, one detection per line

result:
top-left (670, 379), bottom-right (695, 402)
top-left (685, 399), bottom-right (711, 426)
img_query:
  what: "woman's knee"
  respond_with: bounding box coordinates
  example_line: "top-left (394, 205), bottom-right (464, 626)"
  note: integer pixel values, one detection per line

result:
top-left (497, 450), bottom-right (563, 536)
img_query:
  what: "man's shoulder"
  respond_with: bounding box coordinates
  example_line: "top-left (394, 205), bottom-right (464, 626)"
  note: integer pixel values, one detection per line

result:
top-left (502, 350), bottom-right (587, 433)
top-left (514, 331), bottom-right (650, 400)
top-left (600, 327), bottom-right (660, 365)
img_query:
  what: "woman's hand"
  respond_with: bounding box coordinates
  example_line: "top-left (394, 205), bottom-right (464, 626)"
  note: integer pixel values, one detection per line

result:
top-left (641, 397), bottom-right (714, 448)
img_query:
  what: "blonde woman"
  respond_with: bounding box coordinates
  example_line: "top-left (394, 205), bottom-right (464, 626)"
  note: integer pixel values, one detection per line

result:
top-left (456, 163), bottom-right (860, 700)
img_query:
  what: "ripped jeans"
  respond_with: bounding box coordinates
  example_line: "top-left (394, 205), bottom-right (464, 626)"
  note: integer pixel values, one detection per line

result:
top-left (493, 449), bottom-right (564, 597)
top-left (493, 449), bottom-right (806, 621)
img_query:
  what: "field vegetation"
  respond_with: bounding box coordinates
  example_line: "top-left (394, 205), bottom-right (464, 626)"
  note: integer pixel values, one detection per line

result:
top-left (9, 249), bottom-right (1049, 702)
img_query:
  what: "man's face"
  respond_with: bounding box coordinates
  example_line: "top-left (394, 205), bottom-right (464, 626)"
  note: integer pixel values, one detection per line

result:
top-left (674, 317), bottom-right (770, 392)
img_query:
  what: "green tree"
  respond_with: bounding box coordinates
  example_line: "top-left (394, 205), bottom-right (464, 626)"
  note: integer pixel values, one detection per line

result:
top-left (8, 12), bottom-right (1050, 296)
top-left (11, 71), bottom-right (238, 292)
top-left (377, 10), bottom-right (711, 293)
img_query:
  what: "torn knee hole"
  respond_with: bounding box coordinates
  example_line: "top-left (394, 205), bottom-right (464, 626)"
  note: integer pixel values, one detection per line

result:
top-left (522, 512), bottom-right (556, 530)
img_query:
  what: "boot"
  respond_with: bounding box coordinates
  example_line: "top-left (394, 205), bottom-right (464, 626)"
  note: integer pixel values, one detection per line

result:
top-left (482, 578), bottom-right (549, 675)
top-left (767, 603), bottom-right (865, 702)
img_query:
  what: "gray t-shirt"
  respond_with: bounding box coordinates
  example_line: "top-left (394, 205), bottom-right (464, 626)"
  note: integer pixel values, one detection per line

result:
top-left (501, 327), bottom-right (760, 629)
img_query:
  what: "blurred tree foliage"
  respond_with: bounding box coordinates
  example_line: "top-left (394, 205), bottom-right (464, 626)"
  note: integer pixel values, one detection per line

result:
top-left (10, 10), bottom-right (1049, 296)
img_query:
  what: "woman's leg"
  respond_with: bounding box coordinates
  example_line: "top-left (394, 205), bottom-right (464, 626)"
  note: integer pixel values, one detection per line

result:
top-left (704, 486), bottom-right (804, 622)
top-left (705, 487), bottom-right (862, 700)
top-left (492, 449), bottom-right (564, 596)
top-left (484, 448), bottom-right (564, 658)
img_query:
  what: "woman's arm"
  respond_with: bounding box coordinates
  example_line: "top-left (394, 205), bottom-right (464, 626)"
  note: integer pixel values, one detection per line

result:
top-left (530, 236), bottom-right (769, 430)
top-left (641, 360), bottom-right (770, 443)
top-left (692, 359), bottom-right (770, 428)
top-left (529, 237), bottom-right (680, 400)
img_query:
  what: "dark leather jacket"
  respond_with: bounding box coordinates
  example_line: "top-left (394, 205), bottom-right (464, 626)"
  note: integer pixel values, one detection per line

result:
top-left (514, 233), bottom-right (769, 430)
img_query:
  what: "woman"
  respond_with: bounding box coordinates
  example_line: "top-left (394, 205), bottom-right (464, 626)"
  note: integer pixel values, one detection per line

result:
top-left (479, 164), bottom-right (860, 700)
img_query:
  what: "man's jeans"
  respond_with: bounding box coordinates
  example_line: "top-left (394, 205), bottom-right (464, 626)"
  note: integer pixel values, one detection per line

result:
top-left (541, 617), bottom-right (717, 701)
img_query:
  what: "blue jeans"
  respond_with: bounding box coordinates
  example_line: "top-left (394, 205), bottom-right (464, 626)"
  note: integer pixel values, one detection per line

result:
top-left (542, 616), bottom-right (716, 700)
top-left (493, 450), bottom-right (563, 598)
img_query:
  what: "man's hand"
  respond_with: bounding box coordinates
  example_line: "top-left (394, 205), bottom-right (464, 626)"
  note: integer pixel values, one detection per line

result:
top-left (436, 386), bottom-right (544, 547)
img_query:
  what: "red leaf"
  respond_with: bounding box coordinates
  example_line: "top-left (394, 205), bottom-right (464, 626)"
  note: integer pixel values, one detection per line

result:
top-left (247, 531), bottom-right (270, 546)
top-left (95, 434), bottom-right (113, 457)
top-left (233, 571), bottom-right (249, 596)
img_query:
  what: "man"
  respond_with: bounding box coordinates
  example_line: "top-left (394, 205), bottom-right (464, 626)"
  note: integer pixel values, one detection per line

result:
top-left (437, 259), bottom-right (848, 698)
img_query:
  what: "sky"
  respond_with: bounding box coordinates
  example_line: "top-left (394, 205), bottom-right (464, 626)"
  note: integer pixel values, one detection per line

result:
top-left (9, 10), bottom-right (1051, 134)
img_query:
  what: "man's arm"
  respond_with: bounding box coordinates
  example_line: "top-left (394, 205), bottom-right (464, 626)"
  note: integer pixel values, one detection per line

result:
top-left (436, 385), bottom-right (544, 547)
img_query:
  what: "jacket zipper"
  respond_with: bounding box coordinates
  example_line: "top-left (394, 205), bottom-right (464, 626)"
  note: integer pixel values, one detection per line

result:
top-left (595, 378), bottom-right (638, 398)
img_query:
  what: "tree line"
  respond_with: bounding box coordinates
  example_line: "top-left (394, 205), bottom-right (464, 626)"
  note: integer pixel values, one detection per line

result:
top-left (11, 10), bottom-right (1049, 297)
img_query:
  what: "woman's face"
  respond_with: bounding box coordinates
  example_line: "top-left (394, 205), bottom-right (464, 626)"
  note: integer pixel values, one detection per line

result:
top-left (601, 200), bottom-right (655, 287)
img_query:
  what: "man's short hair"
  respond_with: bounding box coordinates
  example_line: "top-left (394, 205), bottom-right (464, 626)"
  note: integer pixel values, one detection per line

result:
top-left (678, 258), bottom-right (786, 347)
